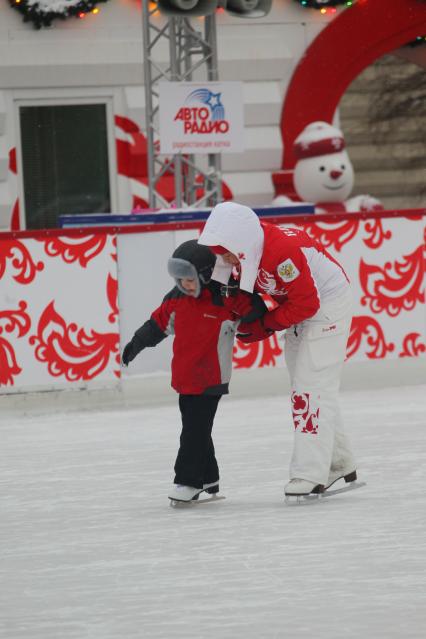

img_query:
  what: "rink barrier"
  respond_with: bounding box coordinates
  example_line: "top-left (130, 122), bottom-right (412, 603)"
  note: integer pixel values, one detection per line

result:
top-left (0, 207), bottom-right (423, 240)
top-left (0, 208), bottom-right (425, 396)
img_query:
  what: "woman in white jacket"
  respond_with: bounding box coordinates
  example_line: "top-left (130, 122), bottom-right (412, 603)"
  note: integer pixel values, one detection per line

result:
top-left (198, 201), bottom-right (357, 498)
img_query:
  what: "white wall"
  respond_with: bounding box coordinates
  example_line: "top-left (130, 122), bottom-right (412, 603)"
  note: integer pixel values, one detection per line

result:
top-left (0, 0), bottom-right (338, 228)
top-left (0, 2), bottom-right (331, 87)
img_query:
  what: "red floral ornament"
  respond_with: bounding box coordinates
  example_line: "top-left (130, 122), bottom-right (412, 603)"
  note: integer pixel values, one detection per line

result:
top-left (301, 219), bottom-right (360, 252)
top-left (107, 274), bottom-right (119, 324)
top-left (347, 315), bottom-right (394, 360)
top-left (29, 302), bottom-right (119, 381)
top-left (0, 301), bottom-right (31, 337)
top-left (363, 218), bottom-right (392, 250)
top-left (111, 237), bottom-right (118, 263)
top-left (291, 392), bottom-right (319, 435)
top-left (0, 301), bottom-right (32, 386)
top-left (40, 234), bottom-right (108, 268)
top-left (0, 337), bottom-right (21, 386)
top-left (399, 333), bottom-right (426, 358)
top-left (233, 334), bottom-right (283, 369)
top-left (360, 245), bottom-right (425, 316)
top-left (0, 240), bottom-right (44, 284)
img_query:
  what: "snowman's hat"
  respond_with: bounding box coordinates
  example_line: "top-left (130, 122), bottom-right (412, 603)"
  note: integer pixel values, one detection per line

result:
top-left (294, 121), bottom-right (345, 160)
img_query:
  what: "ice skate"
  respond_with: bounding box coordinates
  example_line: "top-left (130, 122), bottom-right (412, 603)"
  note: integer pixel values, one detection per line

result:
top-left (284, 478), bottom-right (324, 504)
top-left (169, 481), bottom-right (223, 506)
top-left (325, 469), bottom-right (357, 490)
top-left (168, 484), bottom-right (202, 503)
top-left (322, 469), bottom-right (366, 497)
top-left (202, 481), bottom-right (220, 494)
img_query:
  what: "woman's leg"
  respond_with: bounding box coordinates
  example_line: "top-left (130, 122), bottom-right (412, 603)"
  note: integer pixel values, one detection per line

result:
top-left (327, 403), bottom-right (356, 483)
top-left (288, 290), bottom-right (353, 486)
top-left (284, 325), bottom-right (300, 385)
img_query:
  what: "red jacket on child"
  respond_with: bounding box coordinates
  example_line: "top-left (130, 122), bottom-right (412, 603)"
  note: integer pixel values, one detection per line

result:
top-left (152, 285), bottom-right (238, 395)
top-left (132, 282), bottom-right (264, 395)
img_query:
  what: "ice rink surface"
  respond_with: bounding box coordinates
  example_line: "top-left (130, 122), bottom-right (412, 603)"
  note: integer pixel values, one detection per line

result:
top-left (1, 384), bottom-right (426, 639)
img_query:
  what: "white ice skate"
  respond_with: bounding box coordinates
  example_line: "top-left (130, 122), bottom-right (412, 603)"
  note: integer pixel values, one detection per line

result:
top-left (321, 469), bottom-right (366, 497)
top-left (285, 473), bottom-right (365, 504)
top-left (168, 484), bottom-right (202, 502)
top-left (325, 469), bottom-right (357, 490)
top-left (202, 481), bottom-right (220, 494)
top-left (284, 478), bottom-right (324, 503)
top-left (168, 481), bottom-right (223, 507)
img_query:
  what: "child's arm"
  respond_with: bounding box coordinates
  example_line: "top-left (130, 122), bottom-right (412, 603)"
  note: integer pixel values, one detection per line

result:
top-left (122, 318), bottom-right (167, 366)
top-left (122, 289), bottom-right (177, 366)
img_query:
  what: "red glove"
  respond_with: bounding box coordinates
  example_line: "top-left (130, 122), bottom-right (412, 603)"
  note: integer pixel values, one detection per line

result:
top-left (222, 291), bottom-right (254, 318)
top-left (262, 311), bottom-right (288, 331)
top-left (236, 318), bottom-right (273, 343)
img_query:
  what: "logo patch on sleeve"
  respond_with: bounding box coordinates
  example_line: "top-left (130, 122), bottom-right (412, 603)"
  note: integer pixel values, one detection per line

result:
top-left (277, 259), bottom-right (300, 282)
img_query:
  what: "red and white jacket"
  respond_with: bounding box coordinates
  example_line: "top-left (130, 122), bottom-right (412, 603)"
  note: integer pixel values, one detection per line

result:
top-left (198, 201), bottom-right (349, 330)
top-left (254, 222), bottom-right (348, 329)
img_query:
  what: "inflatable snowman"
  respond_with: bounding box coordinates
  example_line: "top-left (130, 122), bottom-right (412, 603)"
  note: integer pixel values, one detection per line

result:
top-left (280, 121), bottom-right (383, 214)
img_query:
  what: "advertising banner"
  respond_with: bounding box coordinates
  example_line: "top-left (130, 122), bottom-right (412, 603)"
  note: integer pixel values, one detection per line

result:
top-left (159, 81), bottom-right (245, 154)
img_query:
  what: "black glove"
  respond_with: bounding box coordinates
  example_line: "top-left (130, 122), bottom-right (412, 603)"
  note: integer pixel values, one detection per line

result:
top-left (122, 338), bottom-right (144, 366)
top-left (121, 319), bottom-right (167, 367)
top-left (240, 293), bottom-right (268, 323)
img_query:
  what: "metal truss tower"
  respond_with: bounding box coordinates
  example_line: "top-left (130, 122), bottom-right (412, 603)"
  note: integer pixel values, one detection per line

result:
top-left (141, 2), bottom-right (223, 208)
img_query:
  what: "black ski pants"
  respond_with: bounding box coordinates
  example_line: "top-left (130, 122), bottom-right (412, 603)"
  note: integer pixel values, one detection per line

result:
top-left (174, 394), bottom-right (221, 489)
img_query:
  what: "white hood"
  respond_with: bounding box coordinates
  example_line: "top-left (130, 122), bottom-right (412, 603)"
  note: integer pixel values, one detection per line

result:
top-left (198, 201), bottom-right (264, 293)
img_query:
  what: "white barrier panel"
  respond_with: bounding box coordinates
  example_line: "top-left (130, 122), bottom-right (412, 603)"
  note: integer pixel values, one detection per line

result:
top-left (118, 213), bottom-right (426, 379)
top-left (117, 230), bottom-right (177, 377)
top-left (292, 215), bottom-right (426, 362)
top-left (1, 212), bottom-right (425, 395)
top-left (0, 233), bottom-right (120, 394)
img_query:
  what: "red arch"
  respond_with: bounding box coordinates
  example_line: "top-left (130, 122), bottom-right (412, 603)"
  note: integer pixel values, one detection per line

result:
top-left (280, 0), bottom-right (426, 171)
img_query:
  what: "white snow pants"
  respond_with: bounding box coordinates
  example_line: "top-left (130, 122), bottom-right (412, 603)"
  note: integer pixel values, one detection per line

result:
top-left (284, 287), bottom-right (355, 486)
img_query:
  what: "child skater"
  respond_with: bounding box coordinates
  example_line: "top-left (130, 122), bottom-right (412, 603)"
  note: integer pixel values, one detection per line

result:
top-left (122, 239), bottom-right (266, 504)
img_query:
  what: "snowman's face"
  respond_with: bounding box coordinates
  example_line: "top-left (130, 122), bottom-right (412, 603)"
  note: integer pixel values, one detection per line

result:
top-left (294, 151), bottom-right (354, 203)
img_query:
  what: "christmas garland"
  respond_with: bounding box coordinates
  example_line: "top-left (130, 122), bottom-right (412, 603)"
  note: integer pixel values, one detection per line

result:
top-left (293, 0), bottom-right (354, 8)
top-left (293, 0), bottom-right (425, 46)
top-left (9, 0), bottom-right (111, 29)
top-left (405, 35), bottom-right (426, 47)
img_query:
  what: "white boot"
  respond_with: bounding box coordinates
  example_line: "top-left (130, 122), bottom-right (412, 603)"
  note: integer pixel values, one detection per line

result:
top-left (203, 481), bottom-right (219, 494)
top-left (168, 484), bottom-right (202, 502)
top-left (325, 469), bottom-right (357, 490)
top-left (284, 478), bottom-right (324, 496)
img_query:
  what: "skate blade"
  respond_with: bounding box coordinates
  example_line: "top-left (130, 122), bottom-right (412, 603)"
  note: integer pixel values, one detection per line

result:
top-left (285, 494), bottom-right (322, 506)
top-left (285, 481), bottom-right (366, 505)
top-left (322, 481), bottom-right (366, 498)
top-left (169, 495), bottom-right (226, 508)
